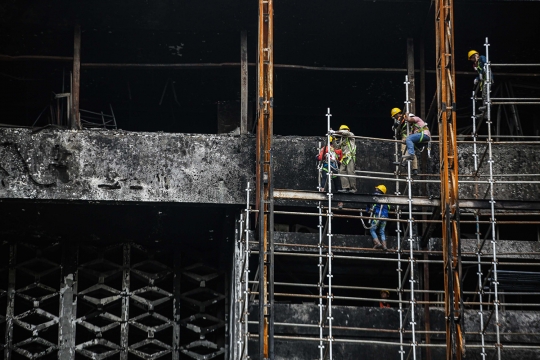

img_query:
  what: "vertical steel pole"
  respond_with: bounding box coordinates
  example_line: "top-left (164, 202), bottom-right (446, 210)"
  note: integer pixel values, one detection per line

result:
top-left (420, 41), bottom-right (426, 120)
top-left (235, 213), bottom-right (244, 359)
top-left (484, 38), bottom-right (502, 360)
top-left (256, 0), bottom-right (274, 357)
top-left (472, 88), bottom-right (487, 360)
top-left (326, 108), bottom-right (333, 360)
top-left (407, 39), bottom-right (416, 114)
top-left (243, 183), bottom-right (251, 359)
top-left (72, 25), bottom-right (82, 130)
top-left (396, 78), bottom-right (407, 360)
top-left (241, 31), bottom-right (248, 135)
top-left (406, 157), bottom-right (417, 360)
top-left (318, 200), bottom-right (324, 359)
top-left (435, 0), bottom-right (464, 358)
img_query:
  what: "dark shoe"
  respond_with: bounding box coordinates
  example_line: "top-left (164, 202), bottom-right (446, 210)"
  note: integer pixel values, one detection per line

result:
top-left (338, 189), bottom-right (349, 193)
top-left (381, 241), bottom-right (388, 250)
top-left (412, 169), bottom-right (418, 176)
top-left (373, 239), bottom-right (383, 249)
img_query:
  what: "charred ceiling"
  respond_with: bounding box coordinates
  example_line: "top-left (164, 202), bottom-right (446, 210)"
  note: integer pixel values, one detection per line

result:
top-left (1, 0), bottom-right (539, 135)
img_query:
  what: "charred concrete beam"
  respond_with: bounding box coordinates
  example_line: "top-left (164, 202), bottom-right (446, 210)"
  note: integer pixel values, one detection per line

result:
top-left (0, 128), bottom-right (254, 204)
top-left (1, 129), bottom-right (539, 204)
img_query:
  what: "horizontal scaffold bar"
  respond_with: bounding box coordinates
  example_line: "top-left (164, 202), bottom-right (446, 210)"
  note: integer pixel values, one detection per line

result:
top-left (274, 189), bottom-right (540, 210)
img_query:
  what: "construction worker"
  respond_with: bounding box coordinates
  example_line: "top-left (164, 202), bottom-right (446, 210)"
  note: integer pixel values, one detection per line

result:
top-left (392, 109), bottom-right (430, 163)
top-left (468, 50), bottom-right (493, 108)
top-left (468, 50), bottom-right (487, 90)
top-left (391, 107), bottom-right (418, 176)
top-left (316, 136), bottom-right (343, 192)
top-left (379, 290), bottom-right (391, 308)
top-left (329, 125), bottom-right (357, 193)
top-left (367, 184), bottom-right (389, 250)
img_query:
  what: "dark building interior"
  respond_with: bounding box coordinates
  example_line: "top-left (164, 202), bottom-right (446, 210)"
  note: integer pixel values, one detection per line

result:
top-left (2, 0), bottom-right (540, 136)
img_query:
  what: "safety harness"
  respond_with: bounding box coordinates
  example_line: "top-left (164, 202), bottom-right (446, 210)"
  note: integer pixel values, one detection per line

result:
top-left (341, 137), bottom-right (356, 165)
top-left (360, 203), bottom-right (389, 230)
top-left (321, 147), bottom-right (339, 176)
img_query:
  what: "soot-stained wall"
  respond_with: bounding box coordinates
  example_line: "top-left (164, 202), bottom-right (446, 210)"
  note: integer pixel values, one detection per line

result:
top-left (0, 129), bottom-right (539, 204)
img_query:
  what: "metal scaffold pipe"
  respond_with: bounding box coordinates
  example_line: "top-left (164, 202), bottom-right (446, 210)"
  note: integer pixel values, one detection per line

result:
top-left (325, 108), bottom-right (334, 359)
top-left (485, 37), bottom-right (502, 360)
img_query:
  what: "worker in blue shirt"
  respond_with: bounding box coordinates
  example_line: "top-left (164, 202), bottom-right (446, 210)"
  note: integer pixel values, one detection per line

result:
top-left (367, 185), bottom-right (390, 250)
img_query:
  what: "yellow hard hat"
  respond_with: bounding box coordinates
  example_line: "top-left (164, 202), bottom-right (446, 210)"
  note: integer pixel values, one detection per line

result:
top-left (339, 125), bottom-right (350, 131)
top-left (375, 184), bottom-right (387, 194)
top-left (390, 108), bottom-right (402, 118)
top-left (381, 290), bottom-right (390, 295)
top-left (468, 50), bottom-right (479, 60)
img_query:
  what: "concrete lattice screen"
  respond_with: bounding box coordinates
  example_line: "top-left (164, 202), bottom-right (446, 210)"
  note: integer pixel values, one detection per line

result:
top-left (0, 242), bottom-right (227, 360)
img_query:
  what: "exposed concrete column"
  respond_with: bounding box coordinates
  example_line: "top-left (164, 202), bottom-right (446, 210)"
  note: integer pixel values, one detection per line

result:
top-left (172, 247), bottom-right (181, 360)
top-left (407, 38), bottom-right (416, 114)
top-left (3, 244), bottom-right (16, 360)
top-left (241, 31), bottom-right (248, 134)
top-left (58, 242), bottom-right (78, 360)
top-left (120, 244), bottom-right (130, 360)
top-left (72, 25), bottom-right (82, 130)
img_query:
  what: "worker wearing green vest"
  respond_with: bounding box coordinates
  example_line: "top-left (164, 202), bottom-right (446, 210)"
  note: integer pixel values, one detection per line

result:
top-left (330, 125), bottom-right (357, 193)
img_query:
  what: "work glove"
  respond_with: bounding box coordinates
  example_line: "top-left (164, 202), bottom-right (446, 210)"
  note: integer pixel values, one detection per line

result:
top-left (474, 78), bottom-right (479, 85)
top-left (328, 130), bottom-right (336, 135)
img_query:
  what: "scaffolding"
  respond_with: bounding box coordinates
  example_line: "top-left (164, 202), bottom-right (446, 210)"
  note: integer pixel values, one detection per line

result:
top-left (230, 1), bottom-right (540, 358)
top-left (232, 86), bottom-right (540, 359)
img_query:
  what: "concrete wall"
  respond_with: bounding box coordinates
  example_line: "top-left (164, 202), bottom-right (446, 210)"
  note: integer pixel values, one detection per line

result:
top-left (1, 129), bottom-right (539, 204)
top-left (247, 304), bottom-right (540, 360)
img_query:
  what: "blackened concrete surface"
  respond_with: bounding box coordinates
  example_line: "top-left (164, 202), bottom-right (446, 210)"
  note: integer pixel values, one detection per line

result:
top-left (247, 304), bottom-right (540, 360)
top-left (0, 128), bottom-right (254, 204)
top-left (1, 129), bottom-right (539, 204)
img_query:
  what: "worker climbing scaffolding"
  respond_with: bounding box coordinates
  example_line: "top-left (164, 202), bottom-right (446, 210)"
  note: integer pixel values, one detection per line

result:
top-left (330, 125), bottom-right (357, 193)
top-left (469, 49), bottom-right (494, 115)
top-left (316, 136), bottom-right (343, 192)
top-left (391, 108), bottom-right (431, 168)
top-left (366, 184), bottom-right (390, 250)
top-left (390, 108), bottom-right (431, 170)
top-left (391, 107), bottom-right (419, 176)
